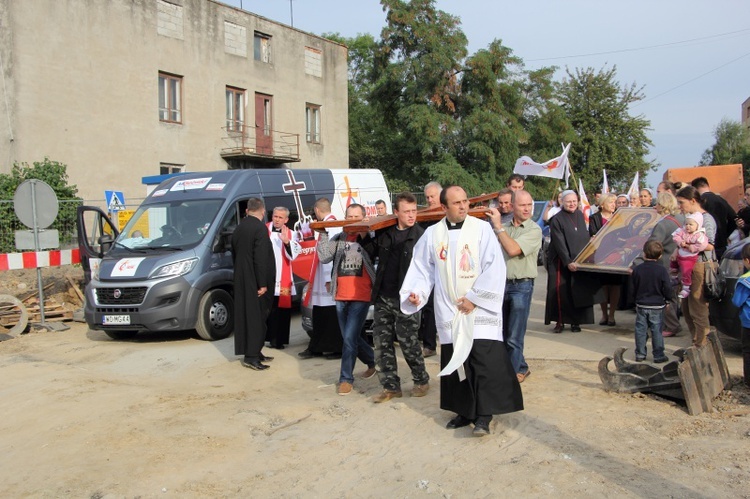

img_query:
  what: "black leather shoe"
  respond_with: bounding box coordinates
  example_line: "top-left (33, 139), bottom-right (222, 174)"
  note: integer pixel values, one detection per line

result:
top-left (446, 415), bottom-right (472, 429)
top-left (267, 344), bottom-right (285, 350)
top-left (473, 421), bottom-right (490, 436)
top-left (241, 359), bottom-right (269, 371)
top-left (259, 353), bottom-right (274, 362)
top-left (298, 349), bottom-right (322, 359)
top-left (571, 325), bottom-right (581, 333)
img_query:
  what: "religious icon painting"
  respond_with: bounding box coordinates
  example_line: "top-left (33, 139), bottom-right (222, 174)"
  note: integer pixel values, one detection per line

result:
top-left (574, 208), bottom-right (662, 274)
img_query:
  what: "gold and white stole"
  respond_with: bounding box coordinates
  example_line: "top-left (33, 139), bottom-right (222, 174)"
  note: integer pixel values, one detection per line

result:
top-left (432, 216), bottom-right (481, 381)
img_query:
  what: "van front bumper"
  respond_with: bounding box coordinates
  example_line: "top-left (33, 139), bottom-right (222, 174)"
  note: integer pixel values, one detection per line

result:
top-left (84, 276), bottom-right (198, 333)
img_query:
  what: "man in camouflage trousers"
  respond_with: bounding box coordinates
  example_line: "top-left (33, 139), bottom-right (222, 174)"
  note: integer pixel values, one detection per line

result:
top-left (364, 193), bottom-right (430, 403)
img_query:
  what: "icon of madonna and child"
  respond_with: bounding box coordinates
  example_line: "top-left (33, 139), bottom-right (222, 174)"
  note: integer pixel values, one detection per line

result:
top-left (575, 208), bottom-right (662, 274)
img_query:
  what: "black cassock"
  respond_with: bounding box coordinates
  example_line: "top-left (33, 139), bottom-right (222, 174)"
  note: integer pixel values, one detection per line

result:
top-left (545, 209), bottom-right (595, 326)
top-left (232, 215), bottom-right (275, 360)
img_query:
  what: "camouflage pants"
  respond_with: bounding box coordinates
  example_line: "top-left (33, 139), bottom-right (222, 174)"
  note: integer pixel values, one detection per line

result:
top-left (373, 295), bottom-right (429, 391)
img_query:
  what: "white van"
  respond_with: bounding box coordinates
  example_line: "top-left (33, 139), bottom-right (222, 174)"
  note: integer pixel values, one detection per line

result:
top-left (76, 168), bottom-right (390, 340)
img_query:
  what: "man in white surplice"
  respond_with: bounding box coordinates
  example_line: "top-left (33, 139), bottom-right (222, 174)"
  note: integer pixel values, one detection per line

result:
top-left (400, 186), bottom-right (523, 436)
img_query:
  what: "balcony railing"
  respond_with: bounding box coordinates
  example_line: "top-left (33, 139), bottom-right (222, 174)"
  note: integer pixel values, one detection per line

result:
top-left (220, 126), bottom-right (300, 163)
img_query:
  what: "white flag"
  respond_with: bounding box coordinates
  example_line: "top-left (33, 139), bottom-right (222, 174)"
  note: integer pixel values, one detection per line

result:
top-left (514, 143), bottom-right (570, 180)
top-left (578, 178), bottom-right (591, 224)
top-left (602, 169), bottom-right (610, 194)
top-left (627, 172), bottom-right (640, 199)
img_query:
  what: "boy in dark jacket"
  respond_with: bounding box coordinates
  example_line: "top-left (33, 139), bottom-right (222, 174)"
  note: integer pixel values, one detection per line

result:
top-left (364, 192), bottom-right (430, 403)
top-left (631, 241), bottom-right (673, 363)
top-left (730, 243), bottom-right (750, 387)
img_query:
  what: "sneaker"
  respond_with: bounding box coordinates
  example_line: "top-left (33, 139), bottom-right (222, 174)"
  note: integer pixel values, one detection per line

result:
top-left (337, 382), bottom-right (353, 396)
top-left (662, 330), bottom-right (676, 338)
top-left (372, 389), bottom-right (402, 403)
top-left (361, 366), bottom-right (377, 379)
top-left (422, 348), bottom-right (437, 358)
top-left (635, 356), bottom-right (646, 362)
top-left (654, 356), bottom-right (669, 363)
top-left (411, 383), bottom-right (430, 397)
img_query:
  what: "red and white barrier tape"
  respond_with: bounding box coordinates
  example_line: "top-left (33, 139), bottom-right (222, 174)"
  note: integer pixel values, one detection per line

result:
top-left (0, 248), bottom-right (81, 271)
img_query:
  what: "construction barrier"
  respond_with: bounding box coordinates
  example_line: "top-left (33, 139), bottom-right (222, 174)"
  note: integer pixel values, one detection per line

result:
top-left (0, 248), bottom-right (80, 271)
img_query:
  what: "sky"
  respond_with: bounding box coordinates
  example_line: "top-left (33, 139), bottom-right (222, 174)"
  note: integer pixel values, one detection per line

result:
top-left (223, 0), bottom-right (750, 189)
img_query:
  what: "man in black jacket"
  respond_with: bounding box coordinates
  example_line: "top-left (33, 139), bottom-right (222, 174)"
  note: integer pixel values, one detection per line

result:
top-left (365, 192), bottom-right (430, 403)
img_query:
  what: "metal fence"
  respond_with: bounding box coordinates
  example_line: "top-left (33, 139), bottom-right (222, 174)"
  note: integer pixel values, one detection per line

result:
top-left (0, 199), bottom-right (145, 254)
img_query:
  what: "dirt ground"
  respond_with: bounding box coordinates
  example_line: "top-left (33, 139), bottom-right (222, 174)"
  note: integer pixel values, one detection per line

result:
top-left (0, 266), bottom-right (749, 498)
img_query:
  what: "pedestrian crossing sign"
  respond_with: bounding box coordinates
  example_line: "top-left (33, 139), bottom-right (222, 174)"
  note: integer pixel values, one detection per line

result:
top-left (105, 190), bottom-right (126, 212)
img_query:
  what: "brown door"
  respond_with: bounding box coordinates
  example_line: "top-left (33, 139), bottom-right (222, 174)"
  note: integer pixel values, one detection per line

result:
top-left (255, 93), bottom-right (273, 155)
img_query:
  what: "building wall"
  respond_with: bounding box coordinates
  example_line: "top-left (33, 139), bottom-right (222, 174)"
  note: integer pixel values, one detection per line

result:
top-left (0, 0), bottom-right (349, 202)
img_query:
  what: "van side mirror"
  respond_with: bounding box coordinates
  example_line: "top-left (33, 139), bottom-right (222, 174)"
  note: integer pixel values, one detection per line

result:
top-left (213, 227), bottom-right (235, 253)
top-left (98, 234), bottom-right (114, 255)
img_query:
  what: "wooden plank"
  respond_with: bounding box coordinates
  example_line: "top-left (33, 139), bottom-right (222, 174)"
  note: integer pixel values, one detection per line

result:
top-left (677, 335), bottom-right (729, 416)
top-left (678, 358), bottom-right (705, 416)
top-left (66, 275), bottom-right (85, 303)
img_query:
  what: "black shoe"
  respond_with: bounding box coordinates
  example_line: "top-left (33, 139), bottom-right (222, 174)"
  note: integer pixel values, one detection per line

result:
top-left (298, 349), bottom-right (322, 359)
top-left (571, 325), bottom-right (581, 333)
top-left (473, 421), bottom-right (490, 436)
top-left (241, 359), bottom-right (269, 371)
top-left (267, 344), bottom-right (285, 350)
top-left (259, 353), bottom-right (274, 362)
top-left (446, 415), bottom-right (472, 429)
top-left (325, 352), bottom-right (342, 360)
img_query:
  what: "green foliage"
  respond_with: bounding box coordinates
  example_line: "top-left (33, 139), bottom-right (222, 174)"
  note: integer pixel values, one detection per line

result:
top-left (326, 1), bottom-right (655, 201)
top-left (700, 118), bottom-right (750, 179)
top-left (0, 158), bottom-right (82, 253)
top-left (557, 66), bottom-right (654, 194)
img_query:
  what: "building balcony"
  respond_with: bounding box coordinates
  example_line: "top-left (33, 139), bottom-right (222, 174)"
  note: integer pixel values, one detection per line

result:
top-left (220, 126), bottom-right (300, 164)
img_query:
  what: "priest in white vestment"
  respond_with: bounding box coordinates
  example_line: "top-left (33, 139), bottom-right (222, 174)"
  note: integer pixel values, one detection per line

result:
top-left (400, 186), bottom-right (523, 436)
top-left (266, 206), bottom-right (301, 349)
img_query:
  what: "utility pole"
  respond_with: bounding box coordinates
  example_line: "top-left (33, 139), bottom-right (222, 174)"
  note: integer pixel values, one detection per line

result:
top-left (290, 0), bottom-right (294, 27)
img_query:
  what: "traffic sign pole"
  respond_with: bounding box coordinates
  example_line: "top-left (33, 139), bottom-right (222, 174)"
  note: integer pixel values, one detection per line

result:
top-left (30, 182), bottom-right (46, 325)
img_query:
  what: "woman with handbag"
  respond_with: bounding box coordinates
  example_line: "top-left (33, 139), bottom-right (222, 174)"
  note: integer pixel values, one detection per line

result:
top-left (675, 186), bottom-right (717, 347)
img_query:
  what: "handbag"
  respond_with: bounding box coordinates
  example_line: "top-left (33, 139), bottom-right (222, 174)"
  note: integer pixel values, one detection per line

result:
top-left (703, 258), bottom-right (726, 300)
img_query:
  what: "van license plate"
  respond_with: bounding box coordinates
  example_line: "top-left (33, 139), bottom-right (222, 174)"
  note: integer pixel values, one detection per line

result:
top-left (103, 315), bottom-right (130, 325)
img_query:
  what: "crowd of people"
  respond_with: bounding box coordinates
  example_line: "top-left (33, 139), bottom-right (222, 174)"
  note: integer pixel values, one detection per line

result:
top-left (230, 172), bottom-right (750, 438)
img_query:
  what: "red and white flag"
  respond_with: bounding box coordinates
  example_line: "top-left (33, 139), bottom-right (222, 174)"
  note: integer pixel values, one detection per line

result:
top-left (578, 178), bottom-right (591, 224)
top-left (514, 143), bottom-right (570, 180)
top-left (602, 169), bottom-right (610, 194)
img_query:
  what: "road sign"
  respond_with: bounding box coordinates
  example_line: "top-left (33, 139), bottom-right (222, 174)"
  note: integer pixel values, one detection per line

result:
top-left (13, 180), bottom-right (59, 229)
top-left (105, 190), bottom-right (126, 212)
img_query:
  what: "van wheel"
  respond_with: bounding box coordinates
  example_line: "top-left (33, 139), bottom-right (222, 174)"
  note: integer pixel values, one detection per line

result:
top-left (196, 289), bottom-right (233, 340)
top-left (104, 330), bottom-right (138, 340)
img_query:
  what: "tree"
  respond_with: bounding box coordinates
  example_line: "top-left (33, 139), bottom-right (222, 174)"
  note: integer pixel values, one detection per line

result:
top-left (700, 118), bottom-right (750, 178)
top-left (0, 158), bottom-right (82, 253)
top-left (557, 66), bottom-right (654, 194)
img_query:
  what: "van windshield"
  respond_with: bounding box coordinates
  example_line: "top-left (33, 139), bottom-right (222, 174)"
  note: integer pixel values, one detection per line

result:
top-left (115, 199), bottom-right (223, 251)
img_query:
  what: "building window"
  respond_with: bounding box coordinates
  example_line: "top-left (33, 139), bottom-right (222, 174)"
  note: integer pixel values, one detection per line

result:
top-left (226, 87), bottom-right (245, 131)
top-left (160, 163), bottom-right (183, 175)
top-left (158, 72), bottom-right (182, 123)
top-left (306, 104), bottom-right (321, 143)
top-left (254, 32), bottom-right (271, 63)
top-left (304, 47), bottom-right (322, 77)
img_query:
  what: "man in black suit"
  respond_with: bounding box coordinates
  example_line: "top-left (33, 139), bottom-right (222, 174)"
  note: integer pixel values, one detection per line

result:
top-left (232, 197), bottom-right (276, 371)
top-left (691, 177), bottom-right (737, 259)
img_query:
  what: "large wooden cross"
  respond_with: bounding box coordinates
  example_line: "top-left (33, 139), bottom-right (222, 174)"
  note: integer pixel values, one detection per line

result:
top-left (309, 191), bottom-right (500, 233)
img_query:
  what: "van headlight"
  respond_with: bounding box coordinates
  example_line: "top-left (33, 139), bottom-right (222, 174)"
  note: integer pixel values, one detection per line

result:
top-left (150, 258), bottom-right (198, 279)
